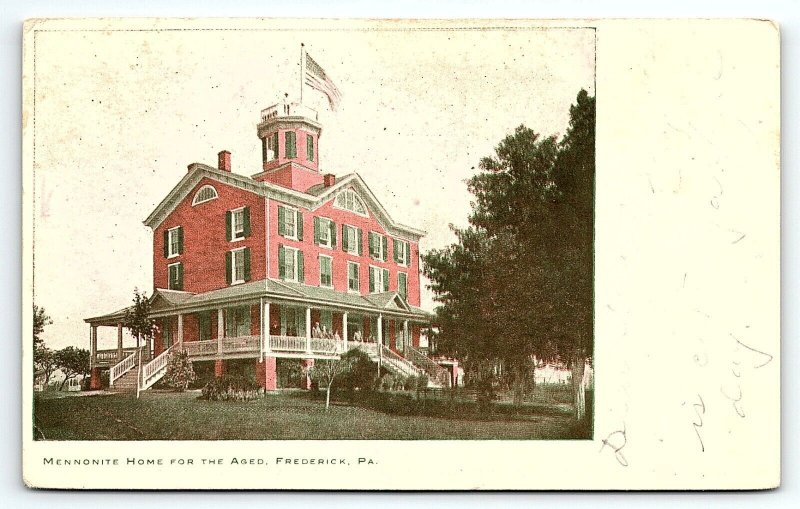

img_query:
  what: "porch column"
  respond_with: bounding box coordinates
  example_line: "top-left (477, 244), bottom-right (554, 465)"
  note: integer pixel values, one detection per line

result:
top-left (262, 301), bottom-right (271, 357)
top-left (217, 308), bottom-right (224, 355)
top-left (305, 306), bottom-right (312, 354)
top-left (177, 313), bottom-right (184, 349)
top-left (89, 325), bottom-right (96, 368)
top-left (91, 325), bottom-right (98, 366)
top-left (377, 314), bottom-right (383, 348)
top-left (116, 323), bottom-right (123, 361)
top-left (342, 311), bottom-right (348, 351)
top-left (403, 320), bottom-right (409, 353)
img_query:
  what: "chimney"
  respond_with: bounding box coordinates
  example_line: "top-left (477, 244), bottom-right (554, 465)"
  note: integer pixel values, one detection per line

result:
top-left (218, 150), bottom-right (231, 172)
top-left (323, 173), bottom-right (336, 187)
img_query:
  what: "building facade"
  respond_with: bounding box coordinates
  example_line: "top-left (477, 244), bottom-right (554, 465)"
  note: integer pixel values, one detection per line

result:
top-left (84, 102), bottom-right (449, 393)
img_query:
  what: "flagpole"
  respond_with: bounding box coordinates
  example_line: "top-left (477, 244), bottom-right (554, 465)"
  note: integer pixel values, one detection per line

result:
top-left (300, 43), bottom-right (305, 105)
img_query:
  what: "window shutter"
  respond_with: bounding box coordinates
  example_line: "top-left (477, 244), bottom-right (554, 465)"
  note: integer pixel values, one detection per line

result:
top-left (176, 227), bottom-right (183, 255)
top-left (405, 241), bottom-right (411, 265)
top-left (286, 131), bottom-right (296, 158)
top-left (226, 211), bottom-right (232, 241)
top-left (297, 251), bottom-right (304, 282)
top-left (278, 244), bottom-right (286, 279)
top-left (392, 238), bottom-right (398, 263)
top-left (381, 236), bottom-right (388, 261)
top-left (243, 248), bottom-right (251, 282)
top-left (369, 267), bottom-right (375, 293)
top-left (272, 132), bottom-right (279, 158)
top-left (225, 252), bottom-right (232, 285)
top-left (163, 231), bottom-right (169, 258)
top-left (357, 228), bottom-right (363, 256)
top-left (341, 225), bottom-right (348, 252)
top-left (368, 232), bottom-right (375, 258)
top-left (177, 263), bottom-right (184, 291)
top-left (330, 221), bottom-right (337, 248)
top-left (313, 216), bottom-right (321, 245)
top-left (278, 206), bottom-right (286, 236)
top-left (243, 207), bottom-right (251, 237)
top-left (261, 137), bottom-right (268, 162)
top-left (399, 273), bottom-right (407, 299)
top-left (383, 268), bottom-right (390, 292)
top-left (296, 210), bottom-right (304, 241)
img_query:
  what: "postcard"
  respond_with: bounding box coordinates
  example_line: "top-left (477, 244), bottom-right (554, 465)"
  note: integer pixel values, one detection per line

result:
top-left (22, 18), bottom-right (779, 490)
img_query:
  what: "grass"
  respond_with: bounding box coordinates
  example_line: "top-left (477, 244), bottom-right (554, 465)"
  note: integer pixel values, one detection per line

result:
top-left (33, 389), bottom-right (587, 440)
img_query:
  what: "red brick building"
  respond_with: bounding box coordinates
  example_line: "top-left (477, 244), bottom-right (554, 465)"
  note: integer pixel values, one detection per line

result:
top-left (85, 102), bottom-right (450, 392)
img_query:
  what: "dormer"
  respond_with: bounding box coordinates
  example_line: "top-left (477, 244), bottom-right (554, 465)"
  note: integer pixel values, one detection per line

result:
top-left (251, 100), bottom-right (324, 192)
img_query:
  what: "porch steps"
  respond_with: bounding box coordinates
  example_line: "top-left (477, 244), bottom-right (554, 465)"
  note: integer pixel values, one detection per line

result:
top-left (109, 364), bottom-right (140, 393)
top-left (355, 344), bottom-right (443, 389)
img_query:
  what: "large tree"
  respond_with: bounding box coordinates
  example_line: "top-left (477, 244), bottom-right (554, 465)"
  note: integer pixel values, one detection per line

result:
top-left (54, 347), bottom-right (90, 390)
top-left (422, 90), bottom-right (595, 417)
top-left (33, 305), bottom-right (51, 351)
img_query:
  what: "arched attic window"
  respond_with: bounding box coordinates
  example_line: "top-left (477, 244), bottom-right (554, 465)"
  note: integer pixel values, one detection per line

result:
top-left (192, 185), bottom-right (218, 206)
top-left (334, 189), bottom-right (367, 216)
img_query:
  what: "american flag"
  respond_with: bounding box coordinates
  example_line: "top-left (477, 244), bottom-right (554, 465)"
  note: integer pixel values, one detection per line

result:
top-left (305, 53), bottom-right (342, 111)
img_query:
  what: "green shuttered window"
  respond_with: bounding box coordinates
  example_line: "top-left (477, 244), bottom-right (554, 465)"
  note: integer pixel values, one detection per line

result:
top-left (342, 225), bottom-right (362, 255)
top-left (393, 238), bottom-right (410, 266)
top-left (285, 131), bottom-right (297, 159)
top-left (348, 261), bottom-right (360, 292)
top-left (278, 244), bottom-right (304, 283)
top-left (278, 205), bottom-right (303, 240)
top-left (227, 248), bottom-right (251, 285)
top-left (165, 226), bottom-right (183, 258)
top-left (168, 263), bottom-right (183, 291)
top-left (319, 255), bottom-right (332, 287)
top-left (398, 272), bottom-right (407, 299)
top-left (368, 231), bottom-right (387, 261)
top-left (226, 207), bottom-right (251, 241)
top-left (306, 134), bottom-right (314, 161)
top-left (314, 217), bottom-right (336, 249)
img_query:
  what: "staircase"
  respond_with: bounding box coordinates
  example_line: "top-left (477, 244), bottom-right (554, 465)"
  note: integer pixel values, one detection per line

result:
top-left (353, 343), bottom-right (444, 388)
top-left (108, 344), bottom-right (174, 396)
top-left (109, 363), bottom-right (141, 393)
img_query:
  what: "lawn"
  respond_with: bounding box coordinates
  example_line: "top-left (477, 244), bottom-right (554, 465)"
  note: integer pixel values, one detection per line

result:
top-left (33, 390), bottom-right (585, 440)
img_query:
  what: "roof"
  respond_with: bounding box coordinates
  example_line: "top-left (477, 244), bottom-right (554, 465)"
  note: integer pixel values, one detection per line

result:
top-left (86, 279), bottom-right (432, 325)
top-left (143, 165), bottom-right (426, 240)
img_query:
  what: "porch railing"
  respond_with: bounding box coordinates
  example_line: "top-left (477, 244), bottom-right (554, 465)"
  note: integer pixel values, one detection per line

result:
top-left (222, 335), bottom-right (260, 353)
top-left (109, 349), bottom-right (138, 386)
top-left (404, 344), bottom-right (451, 388)
top-left (265, 335), bottom-right (345, 356)
top-left (182, 340), bottom-right (218, 357)
top-left (95, 347), bottom-right (138, 366)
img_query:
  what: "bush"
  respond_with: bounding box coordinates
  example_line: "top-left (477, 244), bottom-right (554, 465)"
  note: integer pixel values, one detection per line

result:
top-left (338, 349), bottom-right (378, 392)
top-left (162, 350), bottom-right (197, 391)
top-left (200, 374), bottom-right (263, 401)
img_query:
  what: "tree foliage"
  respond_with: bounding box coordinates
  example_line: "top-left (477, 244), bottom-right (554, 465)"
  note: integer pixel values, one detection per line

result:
top-left (422, 90), bottom-right (595, 414)
top-left (124, 288), bottom-right (157, 351)
top-left (33, 305), bottom-right (52, 351)
top-left (54, 347), bottom-right (90, 390)
top-left (34, 346), bottom-right (57, 386)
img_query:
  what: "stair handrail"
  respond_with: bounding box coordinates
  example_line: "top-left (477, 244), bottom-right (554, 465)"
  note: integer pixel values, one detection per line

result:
top-left (139, 343), bottom-right (177, 393)
top-left (404, 344), bottom-right (451, 388)
top-left (378, 343), bottom-right (424, 378)
top-left (109, 349), bottom-right (138, 386)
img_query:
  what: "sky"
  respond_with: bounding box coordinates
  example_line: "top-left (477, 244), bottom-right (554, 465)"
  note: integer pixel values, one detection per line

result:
top-left (31, 22), bottom-right (595, 350)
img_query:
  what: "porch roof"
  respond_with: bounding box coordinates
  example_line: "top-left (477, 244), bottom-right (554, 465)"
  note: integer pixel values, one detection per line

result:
top-left (86, 279), bottom-right (432, 325)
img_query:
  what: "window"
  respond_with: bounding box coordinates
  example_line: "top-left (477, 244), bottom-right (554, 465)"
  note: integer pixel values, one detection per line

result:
top-left (319, 255), bottom-right (333, 287)
top-left (192, 185), bottom-right (218, 206)
top-left (225, 306), bottom-right (251, 338)
top-left (163, 321), bottom-right (172, 348)
top-left (226, 247), bottom-right (251, 285)
top-left (168, 262), bottom-right (183, 290)
top-left (198, 311), bottom-right (212, 342)
top-left (342, 225), bottom-right (362, 255)
top-left (314, 216), bottom-right (336, 248)
top-left (393, 239), bottom-right (410, 266)
top-left (369, 266), bottom-right (390, 293)
top-left (398, 272), bottom-right (408, 300)
top-left (278, 205), bottom-right (303, 240)
top-left (280, 306), bottom-right (306, 337)
top-left (279, 245), bottom-right (304, 283)
top-left (334, 189), bottom-right (367, 215)
top-left (163, 226), bottom-right (183, 258)
top-left (285, 131), bottom-right (297, 159)
top-left (263, 132), bottom-right (279, 161)
top-left (306, 134), bottom-right (314, 161)
top-left (348, 261), bottom-right (360, 292)
top-left (226, 207), bottom-right (251, 241)
top-left (368, 231), bottom-right (388, 261)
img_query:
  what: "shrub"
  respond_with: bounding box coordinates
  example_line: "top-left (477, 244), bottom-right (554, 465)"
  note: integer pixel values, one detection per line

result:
top-left (338, 349), bottom-right (377, 392)
top-left (378, 373), bottom-right (395, 392)
top-left (162, 350), bottom-right (197, 391)
top-left (200, 374), bottom-right (262, 401)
